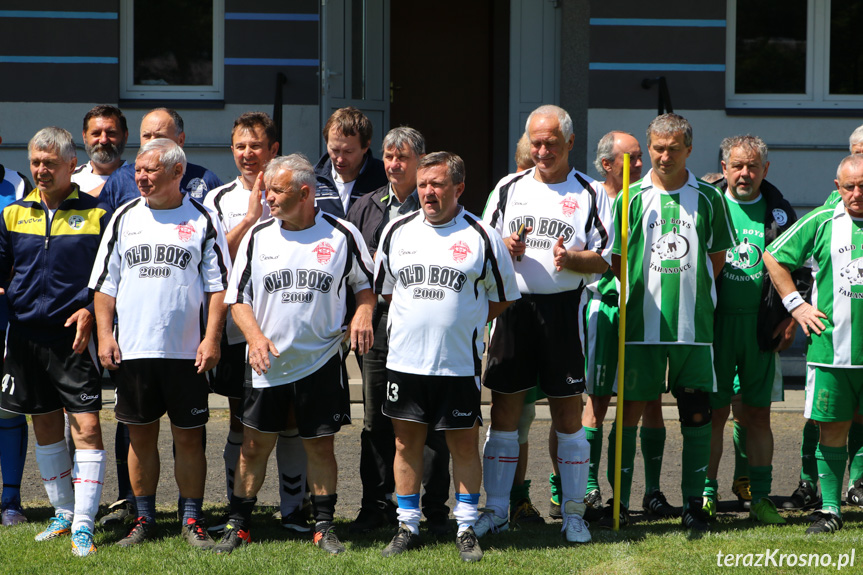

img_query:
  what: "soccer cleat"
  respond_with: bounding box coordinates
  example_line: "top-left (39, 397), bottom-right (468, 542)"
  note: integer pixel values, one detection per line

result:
top-left (348, 506), bottom-right (391, 533)
top-left (548, 473), bottom-right (562, 519)
top-left (71, 527), bottom-right (97, 557)
top-left (846, 479), bottom-right (863, 508)
top-left (182, 518), bottom-right (216, 550)
top-left (381, 523), bottom-right (422, 557)
top-left (281, 508), bottom-right (312, 533)
top-left (806, 510), bottom-right (843, 534)
top-left (584, 489), bottom-right (603, 521)
top-left (99, 499), bottom-right (136, 526)
top-left (1, 504), bottom-right (28, 526)
top-left (548, 498), bottom-right (562, 520)
top-left (313, 523), bottom-right (346, 555)
top-left (781, 480), bottom-right (820, 510)
top-left (642, 490), bottom-right (679, 518)
top-left (749, 497), bottom-right (786, 525)
top-left (561, 501), bottom-right (591, 543)
top-left (702, 494), bottom-right (717, 520)
top-left (597, 501), bottom-right (629, 529)
top-left (456, 526), bottom-right (483, 562)
top-left (681, 497), bottom-right (711, 532)
top-left (214, 522), bottom-right (251, 554)
top-left (115, 516), bottom-right (152, 547)
top-left (510, 498), bottom-right (544, 525)
top-left (473, 510), bottom-right (509, 537)
top-left (35, 515), bottom-right (72, 541)
top-left (732, 476), bottom-right (752, 510)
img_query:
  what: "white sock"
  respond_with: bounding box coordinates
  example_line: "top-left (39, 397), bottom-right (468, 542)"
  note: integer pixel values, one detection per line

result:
top-left (557, 428), bottom-right (590, 508)
top-left (396, 507), bottom-right (421, 534)
top-left (63, 411), bottom-right (75, 457)
top-left (223, 429), bottom-right (243, 500)
top-left (35, 440), bottom-right (74, 520)
top-left (72, 449), bottom-right (106, 533)
top-left (482, 427), bottom-right (519, 518)
top-left (277, 428), bottom-right (307, 517)
top-left (453, 494), bottom-right (479, 535)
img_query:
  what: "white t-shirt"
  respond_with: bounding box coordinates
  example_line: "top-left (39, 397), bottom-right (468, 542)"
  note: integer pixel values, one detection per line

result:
top-left (89, 195), bottom-right (231, 360)
top-left (71, 161), bottom-right (126, 195)
top-left (375, 207), bottom-right (520, 377)
top-left (225, 210), bottom-right (374, 387)
top-left (331, 165), bottom-right (356, 215)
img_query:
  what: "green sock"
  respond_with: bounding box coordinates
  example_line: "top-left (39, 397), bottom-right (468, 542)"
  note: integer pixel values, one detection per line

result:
top-left (681, 423), bottom-right (711, 510)
top-left (606, 423), bottom-right (637, 509)
top-left (847, 421), bottom-right (863, 488)
top-left (549, 473), bottom-right (561, 505)
top-left (749, 465), bottom-right (772, 502)
top-left (584, 425), bottom-right (602, 495)
top-left (640, 426), bottom-right (666, 494)
top-left (703, 478), bottom-right (718, 500)
top-left (816, 443), bottom-right (847, 517)
top-left (510, 479), bottom-right (531, 505)
top-left (732, 421), bottom-right (749, 480)
top-left (801, 420), bottom-right (820, 484)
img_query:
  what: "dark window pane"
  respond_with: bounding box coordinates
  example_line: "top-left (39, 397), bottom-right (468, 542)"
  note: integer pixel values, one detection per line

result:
top-left (735, 0), bottom-right (806, 94)
top-left (134, 1), bottom-right (213, 86)
top-left (830, 0), bottom-right (863, 95)
top-left (351, 0), bottom-right (365, 99)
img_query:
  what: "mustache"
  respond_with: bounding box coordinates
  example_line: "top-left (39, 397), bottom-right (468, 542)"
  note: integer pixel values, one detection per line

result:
top-left (85, 141), bottom-right (125, 164)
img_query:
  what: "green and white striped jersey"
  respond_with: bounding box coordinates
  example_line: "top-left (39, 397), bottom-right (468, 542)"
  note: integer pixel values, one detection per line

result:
top-left (717, 193), bottom-right (765, 314)
top-left (767, 202), bottom-right (863, 368)
top-left (612, 169), bottom-right (735, 344)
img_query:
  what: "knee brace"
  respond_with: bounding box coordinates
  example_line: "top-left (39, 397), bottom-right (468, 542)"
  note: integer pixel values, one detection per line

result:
top-left (677, 388), bottom-right (711, 427)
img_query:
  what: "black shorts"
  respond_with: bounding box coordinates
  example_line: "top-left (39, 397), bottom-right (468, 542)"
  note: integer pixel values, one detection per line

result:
top-left (242, 352), bottom-right (350, 439)
top-left (383, 369), bottom-right (482, 431)
top-left (483, 289), bottom-right (586, 397)
top-left (210, 339), bottom-right (246, 399)
top-left (0, 327), bottom-right (101, 415)
top-left (114, 358), bottom-right (210, 428)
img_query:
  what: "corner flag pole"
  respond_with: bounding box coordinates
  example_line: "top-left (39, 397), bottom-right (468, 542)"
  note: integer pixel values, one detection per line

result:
top-left (613, 153), bottom-right (630, 531)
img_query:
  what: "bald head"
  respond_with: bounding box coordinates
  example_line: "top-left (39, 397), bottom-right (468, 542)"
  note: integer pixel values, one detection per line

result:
top-left (140, 109), bottom-right (186, 147)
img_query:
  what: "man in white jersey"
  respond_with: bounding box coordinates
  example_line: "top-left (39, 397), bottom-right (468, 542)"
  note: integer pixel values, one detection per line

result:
top-left (91, 138), bottom-right (230, 549)
top-left (480, 105), bottom-right (612, 544)
top-left (214, 154), bottom-right (375, 556)
top-left (71, 105), bottom-right (128, 196)
top-left (375, 152), bottom-right (519, 562)
top-left (765, 154), bottom-right (863, 534)
top-left (610, 114), bottom-right (735, 532)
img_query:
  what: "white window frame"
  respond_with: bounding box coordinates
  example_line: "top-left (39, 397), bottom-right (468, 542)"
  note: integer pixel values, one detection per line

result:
top-left (726, 0), bottom-right (863, 110)
top-left (120, 0), bottom-right (225, 100)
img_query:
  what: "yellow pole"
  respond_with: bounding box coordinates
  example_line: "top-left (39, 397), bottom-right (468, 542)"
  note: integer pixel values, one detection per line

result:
top-left (613, 153), bottom-right (630, 530)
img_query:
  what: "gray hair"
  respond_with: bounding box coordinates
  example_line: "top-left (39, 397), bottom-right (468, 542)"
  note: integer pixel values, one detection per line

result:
top-left (137, 138), bottom-right (187, 174)
top-left (418, 151), bottom-right (465, 185)
top-left (29, 127), bottom-right (76, 161)
top-left (720, 134), bottom-right (768, 165)
top-left (382, 126), bottom-right (425, 157)
top-left (836, 153), bottom-right (863, 180)
top-left (850, 124), bottom-right (863, 151)
top-left (593, 130), bottom-right (635, 176)
top-left (264, 154), bottom-right (316, 191)
top-left (525, 105), bottom-right (573, 141)
top-left (647, 113), bottom-right (692, 147)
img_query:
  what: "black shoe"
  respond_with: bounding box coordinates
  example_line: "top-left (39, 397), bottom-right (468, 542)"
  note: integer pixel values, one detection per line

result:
top-left (425, 513), bottom-right (451, 536)
top-left (100, 499), bottom-right (136, 527)
top-left (456, 526), bottom-right (483, 562)
top-left (381, 523), bottom-right (422, 557)
top-left (548, 499), bottom-right (562, 520)
top-left (116, 516), bottom-right (152, 547)
top-left (642, 490), bottom-right (679, 518)
top-left (281, 508), bottom-right (311, 533)
top-left (214, 522), bottom-right (251, 555)
top-left (781, 480), bottom-right (821, 510)
top-left (598, 501), bottom-right (629, 529)
top-left (584, 490), bottom-right (604, 522)
top-left (847, 479), bottom-right (863, 509)
top-left (182, 518), bottom-right (215, 550)
top-left (510, 498), bottom-right (544, 526)
top-left (681, 498), bottom-right (710, 532)
top-left (348, 507), bottom-right (391, 533)
top-left (806, 510), bottom-right (843, 534)
top-left (314, 523), bottom-right (346, 555)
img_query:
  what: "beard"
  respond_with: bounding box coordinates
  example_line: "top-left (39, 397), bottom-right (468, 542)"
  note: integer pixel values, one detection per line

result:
top-left (86, 141), bottom-right (125, 165)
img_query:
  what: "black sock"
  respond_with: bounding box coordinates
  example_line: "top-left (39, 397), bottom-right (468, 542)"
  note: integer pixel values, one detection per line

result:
top-left (312, 493), bottom-right (338, 529)
top-left (228, 495), bottom-right (257, 528)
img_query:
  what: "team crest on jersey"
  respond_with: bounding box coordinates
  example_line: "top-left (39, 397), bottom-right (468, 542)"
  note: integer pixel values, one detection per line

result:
top-left (839, 257), bottom-right (863, 288)
top-left (67, 215), bottom-right (85, 230)
top-left (449, 241), bottom-right (471, 263)
top-left (176, 221), bottom-right (196, 242)
top-left (560, 196), bottom-right (580, 216)
top-left (185, 178), bottom-right (206, 199)
top-left (726, 238), bottom-right (762, 270)
top-left (313, 241), bottom-right (335, 264)
top-left (772, 208), bottom-right (788, 226)
top-left (651, 226), bottom-right (690, 260)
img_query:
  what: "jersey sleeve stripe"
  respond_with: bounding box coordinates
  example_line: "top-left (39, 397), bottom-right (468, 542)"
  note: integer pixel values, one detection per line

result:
top-left (375, 211), bottom-right (420, 293)
top-left (234, 220), bottom-right (273, 303)
top-left (322, 213), bottom-right (374, 286)
top-left (575, 172), bottom-right (609, 251)
top-left (212, 181), bottom-right (238, 220)
top-left (487, 171), bottom-right (529, 229)
top-left (465, 214), bottom-right (508, 302)
top-left (92, 198), bottom-right (140, 292)
top-left (191, 199), bottom-right (230, 288)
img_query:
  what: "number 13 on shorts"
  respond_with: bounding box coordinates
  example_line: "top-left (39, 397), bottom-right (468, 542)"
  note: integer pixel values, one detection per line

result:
top-left (387, 381), bottom-right (399, 402)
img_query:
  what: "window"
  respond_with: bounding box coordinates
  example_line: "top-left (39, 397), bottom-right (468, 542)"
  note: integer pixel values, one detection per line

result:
top-left (726, 0), bottom-right (863, 110)
top-left (120, 0), bottom-right (224, 100)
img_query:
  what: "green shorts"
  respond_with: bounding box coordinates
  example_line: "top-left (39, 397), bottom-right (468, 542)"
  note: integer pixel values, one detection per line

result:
top-left (523, 386), bottom-right (547, 404)
top-left (712, 314), bottom-right (780, 409)
top-left (584, 296), bottom-right (619, 397)
top-left (622, 344), bottom-right (716, 402)
top-left (804, 365), bottom-right (863, 422)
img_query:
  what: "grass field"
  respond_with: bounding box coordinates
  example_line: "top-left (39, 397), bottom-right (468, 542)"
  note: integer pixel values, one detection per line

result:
top-left (1, 504), bottom-right (861, 575)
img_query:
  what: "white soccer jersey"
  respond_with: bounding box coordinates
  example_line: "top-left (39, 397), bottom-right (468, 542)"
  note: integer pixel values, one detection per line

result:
top-left (89, 195), bottom-right (231, 360)
top-left (375, 208), bottom-right (520, 377)
top-left (483, 168), bottom-right (613, 294)
top-left (71, 161), bottom-right (126, 195)
top-left (225, 210), bottom-right (374, 388)
top-left (204, 177), bottom-right (271, 344)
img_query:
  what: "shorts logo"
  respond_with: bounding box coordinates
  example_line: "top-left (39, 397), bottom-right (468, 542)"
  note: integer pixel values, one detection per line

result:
top-left (560, 196), bottom-right (580, 217)
top-left (191, 407), bottom-right (208, 415)
top-left (566, 376), bottom-right (584, 385)
top-left (176, 221), bottom-right (196, 242)
top-left (772, 208), bottom-right (788, 226)
top-left (80, 393), bottom-right (99, 401)
top-left (449, 241), bottom-right (471, 263)
top-left (67, 215), bottom-right (85, 230)
top-left (452, 410), bottom-right (472, 417)
top-left (726, 237), bottom-right (762, 270)
top-left (313, 241), bottom-right (335, 264)
top-left (333, 414), bottom-right (341, 421)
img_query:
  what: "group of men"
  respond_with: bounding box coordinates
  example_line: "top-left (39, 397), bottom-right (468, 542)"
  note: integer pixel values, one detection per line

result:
top-left (0, 99), bottom-right (861, 563)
